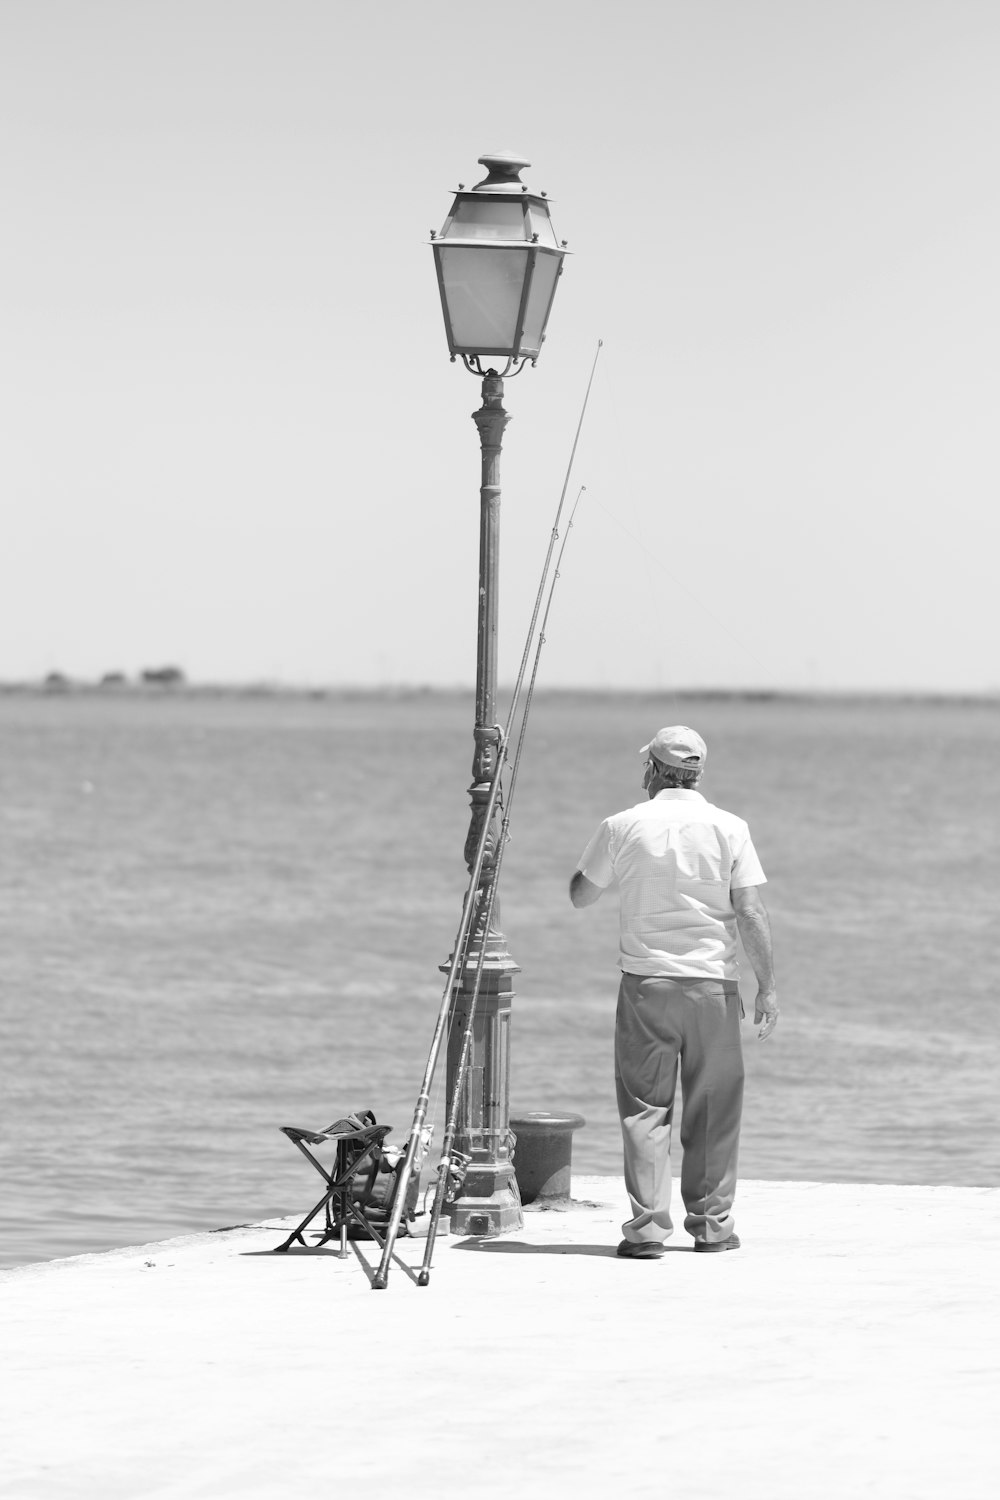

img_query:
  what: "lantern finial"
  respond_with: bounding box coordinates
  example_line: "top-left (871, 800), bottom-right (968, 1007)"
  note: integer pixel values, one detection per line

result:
top-left (474, 152), bottom-right (532, 191)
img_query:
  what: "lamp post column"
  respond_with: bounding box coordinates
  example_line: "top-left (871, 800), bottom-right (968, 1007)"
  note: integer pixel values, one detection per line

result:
top-left (444, 371), bottom-right (523, 1236)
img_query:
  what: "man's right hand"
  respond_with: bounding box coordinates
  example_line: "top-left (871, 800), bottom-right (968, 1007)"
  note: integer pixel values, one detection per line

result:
top-left (569, 870), bottom-right (603, 908)
top-left (754, 989), bottom-right (779, 1041)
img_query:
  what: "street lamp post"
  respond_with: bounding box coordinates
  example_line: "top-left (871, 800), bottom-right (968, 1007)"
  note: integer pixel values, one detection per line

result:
top-left (431, 152), bottom-right (567, 1235)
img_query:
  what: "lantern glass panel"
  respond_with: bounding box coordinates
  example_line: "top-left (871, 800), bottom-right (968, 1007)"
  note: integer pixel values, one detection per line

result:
top-left (519, 253), bottom-right (561, 355)
top-left (448, 199), bottom-right (528, 241)
top-left (526, 204), bottom-right (559, 248)
top-left (438, 245), bottom-right (528, 352)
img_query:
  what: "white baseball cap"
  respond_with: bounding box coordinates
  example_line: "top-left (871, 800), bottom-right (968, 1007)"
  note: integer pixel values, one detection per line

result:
top-left (639, 725), bottom-right (707, 770)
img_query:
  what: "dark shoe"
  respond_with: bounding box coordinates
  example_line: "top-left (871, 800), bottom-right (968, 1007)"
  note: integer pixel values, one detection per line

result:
top-left (617, 1238), bottom-right (666, 1259)
top-left (694, 1233), bottom-right (741, 1254)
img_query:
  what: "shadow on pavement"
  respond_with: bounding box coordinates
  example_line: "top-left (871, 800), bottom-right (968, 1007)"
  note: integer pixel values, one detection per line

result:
top-left (452, 1240), bottom-right (691, 1257)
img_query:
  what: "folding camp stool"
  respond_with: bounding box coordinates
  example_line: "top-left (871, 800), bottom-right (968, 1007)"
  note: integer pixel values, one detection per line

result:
top-left (274, 1113), bottom-right (393, 1258)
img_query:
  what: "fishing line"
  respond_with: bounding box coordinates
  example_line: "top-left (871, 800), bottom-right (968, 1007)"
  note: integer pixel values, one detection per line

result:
top-left (417, 485), bottom-right (587, 1286)
top-left (372, 342), bottom-right (603, 1291)
top-left (503, 340), bottom-right (603, 718)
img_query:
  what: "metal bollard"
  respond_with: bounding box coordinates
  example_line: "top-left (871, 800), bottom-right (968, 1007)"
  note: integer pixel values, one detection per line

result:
top-left (510, 1111), bottom-right (586, 1205)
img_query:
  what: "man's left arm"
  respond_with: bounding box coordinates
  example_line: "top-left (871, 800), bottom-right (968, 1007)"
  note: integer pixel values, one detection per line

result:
top-left (731, 884), bottom-right (778, 1040)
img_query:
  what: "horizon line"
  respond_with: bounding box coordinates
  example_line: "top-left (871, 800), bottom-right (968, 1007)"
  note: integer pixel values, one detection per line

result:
top-left (3, 677), bottom-right (999, 707)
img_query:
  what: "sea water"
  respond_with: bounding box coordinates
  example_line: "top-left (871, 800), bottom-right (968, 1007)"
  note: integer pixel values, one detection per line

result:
top-left (1, 688), bottom-right (998, 1267)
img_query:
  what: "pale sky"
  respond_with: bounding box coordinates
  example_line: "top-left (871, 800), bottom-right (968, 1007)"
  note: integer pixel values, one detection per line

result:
top-left (2, 0), bottom-right (997, 692)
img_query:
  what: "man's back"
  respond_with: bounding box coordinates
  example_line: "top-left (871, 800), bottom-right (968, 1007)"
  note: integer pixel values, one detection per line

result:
top-left (577, 788), bottom-right (765, 978)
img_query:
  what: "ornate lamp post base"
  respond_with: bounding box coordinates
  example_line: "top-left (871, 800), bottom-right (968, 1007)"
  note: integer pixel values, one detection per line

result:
top-left (444, 961), bottom-right (523, 1236)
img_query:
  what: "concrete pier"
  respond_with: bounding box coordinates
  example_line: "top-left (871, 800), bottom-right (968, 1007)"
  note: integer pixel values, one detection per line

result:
top-left (2, 1178), bottom-right (997, 1499)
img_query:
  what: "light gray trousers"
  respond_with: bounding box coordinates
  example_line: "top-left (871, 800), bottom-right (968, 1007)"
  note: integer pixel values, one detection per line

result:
top-left (615, 973), bottom-right (745, 1246)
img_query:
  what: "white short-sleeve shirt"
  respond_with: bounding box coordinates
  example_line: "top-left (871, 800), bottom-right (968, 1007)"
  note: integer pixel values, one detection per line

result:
top-left (576, 788), bottom-right (766, 979)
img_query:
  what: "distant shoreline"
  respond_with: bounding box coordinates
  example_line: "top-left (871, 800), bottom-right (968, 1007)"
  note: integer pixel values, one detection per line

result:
top-left (2, 679), bottom-right (998, 707)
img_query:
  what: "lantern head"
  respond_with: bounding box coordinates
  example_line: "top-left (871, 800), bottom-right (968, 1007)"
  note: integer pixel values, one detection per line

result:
top-left (431, 152), bottom-right (568, 373)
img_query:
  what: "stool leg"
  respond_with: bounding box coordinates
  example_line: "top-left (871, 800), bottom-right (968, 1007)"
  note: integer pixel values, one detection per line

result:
top-left (274, 1192), bottom-right (332, 1252)
top-left (336, 1143), bottom-right (350, 1259)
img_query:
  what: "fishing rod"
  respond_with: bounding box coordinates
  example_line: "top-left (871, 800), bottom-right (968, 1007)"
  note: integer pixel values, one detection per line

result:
top-left (371, 340), bottom-right (603, 1291)
top-left (416, 484), bottom-right (587, 1286)
top-left (370, 724), bottom-right (509, 1291)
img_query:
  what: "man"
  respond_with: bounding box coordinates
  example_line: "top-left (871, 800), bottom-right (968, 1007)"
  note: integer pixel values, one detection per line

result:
top-left (570, 725), bottom-right (777, 1258)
